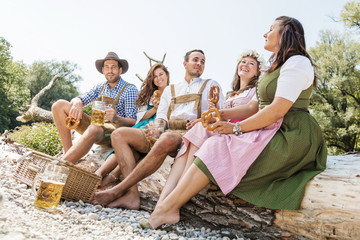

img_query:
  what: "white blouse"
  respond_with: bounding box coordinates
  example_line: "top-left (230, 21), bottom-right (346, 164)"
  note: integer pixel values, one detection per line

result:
top-left (135, 99), bottom-right (154, 124)
top-left (252, 55), bottom-right (314, 103)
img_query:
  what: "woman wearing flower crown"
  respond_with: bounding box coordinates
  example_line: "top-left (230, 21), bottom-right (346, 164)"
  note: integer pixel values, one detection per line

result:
top-left (140, 16), bottom-right (327, 229)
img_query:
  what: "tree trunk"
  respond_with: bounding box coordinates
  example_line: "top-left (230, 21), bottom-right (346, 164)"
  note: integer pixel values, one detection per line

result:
top-left (137, 153), bottom-right (360, 240)
top-left (16, 76), bottom-right (59, 123)
top-left (16, 105), bottom-right (53, 123)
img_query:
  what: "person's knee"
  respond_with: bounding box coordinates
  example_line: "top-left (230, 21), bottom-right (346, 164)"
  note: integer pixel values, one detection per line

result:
top-left (84, 125), bottom-right (104, 142)
top-left (154, 132), bottom-right (182, 153)
top-left (111, 127), bottom-right (130, 143)
top-left (162, 132), bottom-right (182, 146)
top-left (52, 99), bottom-right (70, 113)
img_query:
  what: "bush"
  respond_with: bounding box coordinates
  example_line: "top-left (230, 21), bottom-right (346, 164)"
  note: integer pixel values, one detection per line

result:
top-left (8, 122), bottom-right (62, 156)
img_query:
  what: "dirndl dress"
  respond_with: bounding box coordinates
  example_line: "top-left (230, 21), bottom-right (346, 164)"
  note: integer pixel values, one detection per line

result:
top-left (132, 104), bottom-right (156, 129)
top-left (177, 88), bottom-right (256, 158)
top-left (193, 67), bottom-right (327, 210)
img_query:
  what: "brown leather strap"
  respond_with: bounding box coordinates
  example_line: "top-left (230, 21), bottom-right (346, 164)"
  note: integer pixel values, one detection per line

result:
top-left (195, 79), bottom-right (210, 118)
top-left (98, 82), bottom-right (107, 100)
top-left (167, 84), bottom-right (176, 120)
top-left (98, 83), bottom-right (131, 109)
top-left (166, 79), bottom-right (211, 119)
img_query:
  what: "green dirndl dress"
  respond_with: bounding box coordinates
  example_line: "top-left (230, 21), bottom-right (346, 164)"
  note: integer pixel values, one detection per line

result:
top-left (194, 67), bottom-right (328, 210)
top-left (132, 105), bottom-right (157, 129)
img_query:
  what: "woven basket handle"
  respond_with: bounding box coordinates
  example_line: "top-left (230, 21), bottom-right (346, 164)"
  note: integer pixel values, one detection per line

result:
top-left (16, 151), bottom-right (33, 163)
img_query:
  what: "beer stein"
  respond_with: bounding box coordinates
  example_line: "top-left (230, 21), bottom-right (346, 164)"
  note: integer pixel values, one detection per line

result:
top-left (91, 101), bottom-right (106, 126)
top-left (32, 164), bottom-right (69, 211)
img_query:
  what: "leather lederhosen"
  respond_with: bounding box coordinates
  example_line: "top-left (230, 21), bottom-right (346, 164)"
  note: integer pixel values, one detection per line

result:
top-left (166, 79), bottom-right (210, 130)
top-left (75, 82), bottom-right (132, 146)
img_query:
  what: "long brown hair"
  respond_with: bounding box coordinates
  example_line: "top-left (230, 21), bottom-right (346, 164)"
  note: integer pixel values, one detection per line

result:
top-left (268, 16), bottom-right (316, 87)
top-left (135, 63), bottom-right (170, 107)
top-left (228, 51), bottom-right (262, 98)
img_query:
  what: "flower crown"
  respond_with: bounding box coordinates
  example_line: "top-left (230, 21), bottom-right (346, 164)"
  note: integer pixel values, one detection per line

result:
top-left (239, 49), bottom-right (266, 71)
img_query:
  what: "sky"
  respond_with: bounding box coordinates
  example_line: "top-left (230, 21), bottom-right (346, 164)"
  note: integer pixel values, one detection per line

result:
top-left (0, 0), bottom-right (351, 95)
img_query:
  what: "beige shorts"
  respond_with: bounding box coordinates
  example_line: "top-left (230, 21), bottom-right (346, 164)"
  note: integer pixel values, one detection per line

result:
top-left (75, 113), bottom-right (118, 146)
top-left (139, 129), bottom-right (156, 154)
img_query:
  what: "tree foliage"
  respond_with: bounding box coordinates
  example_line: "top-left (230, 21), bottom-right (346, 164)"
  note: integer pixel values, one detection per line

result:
top-left (27, 60), bottom-right (82, 110)
top-left (309, 30), bottom-right (360, 154)
top-left (340, 0), bottom-right (360, 29)
top-left (0, 36), bottom-right (82, 133)
top-left (0, 37), bottom-right (29, 133)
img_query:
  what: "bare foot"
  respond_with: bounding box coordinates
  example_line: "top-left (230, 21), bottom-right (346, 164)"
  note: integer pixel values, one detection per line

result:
top-left (92, 188), bottom-right (119, 206)
top-left (106, 190), bottom-right (140, 210)
top-left (98, 174), bottom-right (119, 189)
top-left (148, 206), bottom-right (180, 229)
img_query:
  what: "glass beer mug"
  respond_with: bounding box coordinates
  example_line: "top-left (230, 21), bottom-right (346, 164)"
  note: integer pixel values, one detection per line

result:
top-left (32, 164), bottom-right (69, 211)
top-left (91, 101), bottom-right (106, 126)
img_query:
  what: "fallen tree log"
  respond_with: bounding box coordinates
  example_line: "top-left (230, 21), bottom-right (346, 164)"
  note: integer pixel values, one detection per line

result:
top-left (138, 153), bottom-right (360, 240)
top-left (16, 76), bottom-right (59, 123)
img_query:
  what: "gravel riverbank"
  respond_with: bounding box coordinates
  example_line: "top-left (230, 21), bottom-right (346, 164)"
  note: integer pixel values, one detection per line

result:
top-left (0, 138), bottom-right (252, 240)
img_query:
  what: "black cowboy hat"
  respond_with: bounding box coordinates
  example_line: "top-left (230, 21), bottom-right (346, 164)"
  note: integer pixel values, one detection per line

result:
top-left (95, 52), bottom-right (129, 74)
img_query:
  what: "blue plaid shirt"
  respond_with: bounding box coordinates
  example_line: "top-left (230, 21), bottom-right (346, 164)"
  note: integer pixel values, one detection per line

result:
top-left (79, 77), bottom-right (138, 119)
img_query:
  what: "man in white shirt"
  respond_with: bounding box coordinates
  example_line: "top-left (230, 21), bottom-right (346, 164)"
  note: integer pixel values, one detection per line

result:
top-left (92, 49), bottom-right (224, 209)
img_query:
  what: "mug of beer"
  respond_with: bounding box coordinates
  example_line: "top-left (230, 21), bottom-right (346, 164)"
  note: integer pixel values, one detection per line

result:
top-left (32, 164), bottom-right (69, 211)
top-left (91, 101), bottom-right (106, 126)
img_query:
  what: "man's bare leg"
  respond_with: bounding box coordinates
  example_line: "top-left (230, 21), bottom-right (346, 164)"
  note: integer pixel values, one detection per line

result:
top-left (93, 131), bottom-right (182, 207)
top-left (62, 124), bottom-right (105, 164)
top-left (92, 127), bottom-right (148, 208)
top-left (52, 100), bottom-right (73, 152)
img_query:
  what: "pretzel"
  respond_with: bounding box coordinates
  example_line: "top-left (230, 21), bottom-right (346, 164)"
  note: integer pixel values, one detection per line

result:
top-left (209, 85), bottom-right (220, 104)
top-left (65, 117), bottom-right (80, 130)
top-left (201, 108), bottom-right (221, 131)
top-left (153, 90), bottom-right (162, 102)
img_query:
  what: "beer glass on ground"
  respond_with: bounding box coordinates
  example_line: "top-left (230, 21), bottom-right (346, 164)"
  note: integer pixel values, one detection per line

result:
top-left (32, 164), bottom-right (69, 211)
top-left (91, 101), bottom-right (106, 126)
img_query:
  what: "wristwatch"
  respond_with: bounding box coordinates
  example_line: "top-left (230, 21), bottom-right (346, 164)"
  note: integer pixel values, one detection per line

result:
top-left (233, 122), bottom-right (243, 136)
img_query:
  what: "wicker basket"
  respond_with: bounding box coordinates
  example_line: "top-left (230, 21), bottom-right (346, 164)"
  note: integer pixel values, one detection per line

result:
top-left (13, 150), bottom-right (101, 203)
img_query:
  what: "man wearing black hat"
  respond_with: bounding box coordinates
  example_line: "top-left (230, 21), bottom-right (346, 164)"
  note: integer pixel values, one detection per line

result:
top-left (52, 52), bottom-right (138, 163)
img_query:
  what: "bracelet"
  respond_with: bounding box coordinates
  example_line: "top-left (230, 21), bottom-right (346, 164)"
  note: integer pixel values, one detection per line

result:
top-left (233, 122), bottom-right (243, 136)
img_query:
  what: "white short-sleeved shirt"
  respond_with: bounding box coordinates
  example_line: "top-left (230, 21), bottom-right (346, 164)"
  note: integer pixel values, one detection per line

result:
top-left (252, 55), bottom-right (314, 103)
top-left (156, 78), bottom-right (224, 123)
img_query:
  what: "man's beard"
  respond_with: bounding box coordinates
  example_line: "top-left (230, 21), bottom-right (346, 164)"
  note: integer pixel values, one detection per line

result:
top-left (106, 75), bottom-right (120, 83)
top-left (189, 70), bottom-right (202, 78)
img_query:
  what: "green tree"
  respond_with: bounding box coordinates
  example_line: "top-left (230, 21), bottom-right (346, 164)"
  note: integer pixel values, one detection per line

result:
top-left (0, 37), bottom-right (29, 133)
top-left (309, 30), bottom-right (360, 154)
top-left (27, 60), bottom-right (82, 110)
top-left (340, 0), bottom-right (360, 29)
top-left (0, 37), bottom-right (11, 132)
